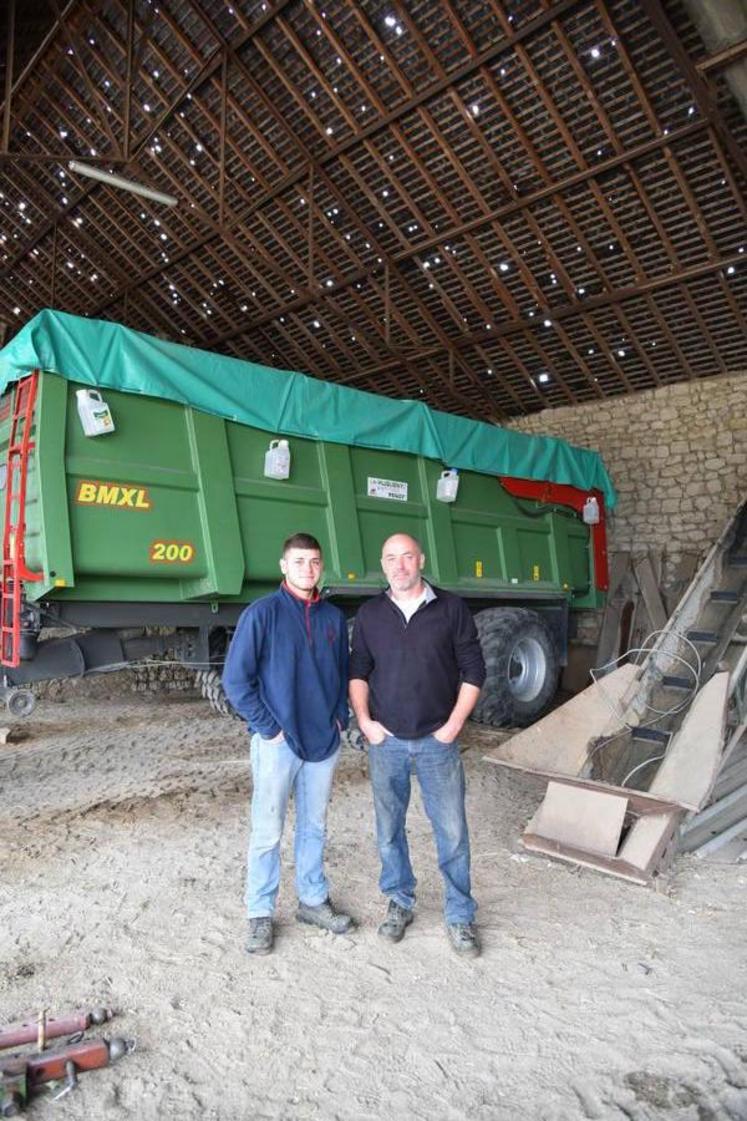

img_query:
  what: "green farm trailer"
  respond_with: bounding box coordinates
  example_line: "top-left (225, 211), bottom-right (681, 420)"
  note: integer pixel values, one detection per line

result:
top-left (0, 311), bottom-right (615, 726)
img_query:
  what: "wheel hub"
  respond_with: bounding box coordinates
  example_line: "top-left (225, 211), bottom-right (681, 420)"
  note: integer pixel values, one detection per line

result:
top-left (508, 636), bottom-right (547, 703)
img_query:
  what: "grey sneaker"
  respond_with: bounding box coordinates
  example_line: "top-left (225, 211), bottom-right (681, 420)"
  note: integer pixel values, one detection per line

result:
top-left (295, 898), bottom-right (354, 934)
top-left (378, 900), bottom-right (414, 943)
top-left (447, 922), bottom-right (480, 958)
top-left (246, 917), bottom-right (274, 955)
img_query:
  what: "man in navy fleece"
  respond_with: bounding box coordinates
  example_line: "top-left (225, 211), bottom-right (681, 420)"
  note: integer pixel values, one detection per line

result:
top-left (223, 532), bottom-right (353, 956)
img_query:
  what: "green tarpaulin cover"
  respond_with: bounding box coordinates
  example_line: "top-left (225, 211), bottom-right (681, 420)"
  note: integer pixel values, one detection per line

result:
top-left (0, 309), bottom-right (616, 507)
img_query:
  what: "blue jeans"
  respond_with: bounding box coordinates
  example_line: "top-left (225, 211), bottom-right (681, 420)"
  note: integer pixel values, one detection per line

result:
top-left (367, 735), bottom-right (476, 924)
top-left (247, 734), bottom-right (340, 918)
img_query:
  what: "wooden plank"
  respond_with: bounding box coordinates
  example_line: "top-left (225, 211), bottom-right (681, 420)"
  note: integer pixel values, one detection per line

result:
top-left (522, 808), bottom-right (681, 884)
top-left (481, 662), bottom-right (637, 775)
top-left (485, 758), bottom-right (690, 813)
top-left (528, 781), bottom-right (628, 856)
top-left (607, 550), bottom-right (631, 596)
top-left (619, 810), bottom-right (682, 872)
top-left (649, 672), bottom-right (729, 809)
top-left (595, 551), bottom-right (631, 667)
top-left (634, 552), bottom-right (668, 632)
top-left (521, 833), bottom-right (652, 885)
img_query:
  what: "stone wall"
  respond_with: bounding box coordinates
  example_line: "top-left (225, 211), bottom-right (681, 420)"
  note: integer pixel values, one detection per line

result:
top-left (508, 371), bottom-right (746, 643)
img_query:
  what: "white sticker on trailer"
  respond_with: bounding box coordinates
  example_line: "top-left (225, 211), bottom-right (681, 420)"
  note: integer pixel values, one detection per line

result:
top-left (367, 476), bottom-right (408, 502)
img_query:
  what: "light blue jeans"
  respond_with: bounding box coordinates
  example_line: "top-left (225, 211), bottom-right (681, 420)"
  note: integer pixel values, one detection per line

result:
top-left (367, 734), bottom-right (477, 925)
top-left (247, 733), bottom-right (341, 918)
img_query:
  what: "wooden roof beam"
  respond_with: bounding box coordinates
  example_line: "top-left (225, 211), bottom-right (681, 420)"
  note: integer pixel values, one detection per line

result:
top-left (640, 0), bottom-right (747, 183)
top-left (46, 0), bottom-right (121, 156)
top-left (697, 38), bottom-right (747, 74)
top-left (0, 0), bottom-right (77, 127)
top-left (325, 251), bottom-right (744, 376)
top-left (81, 116), bottom-right (706, 329)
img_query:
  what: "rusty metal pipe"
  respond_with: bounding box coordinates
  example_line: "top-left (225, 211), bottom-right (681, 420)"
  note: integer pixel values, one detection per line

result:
top-left (0, 1008), bottom-right (112, 1052)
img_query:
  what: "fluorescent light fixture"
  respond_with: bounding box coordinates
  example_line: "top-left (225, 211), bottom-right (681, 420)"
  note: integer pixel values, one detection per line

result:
top-left (68, 161), bottom-right (177, 206)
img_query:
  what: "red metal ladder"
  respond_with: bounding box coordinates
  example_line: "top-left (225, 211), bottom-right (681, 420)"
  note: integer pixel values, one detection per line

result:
top-left (1, 373), bottom-right (43, 668)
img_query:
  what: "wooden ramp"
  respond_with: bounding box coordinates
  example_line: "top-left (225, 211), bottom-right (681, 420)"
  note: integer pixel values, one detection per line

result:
top-left (483, 498), bottom-right (746, 885)
top-left (484, 671), bottom-right (731, 885)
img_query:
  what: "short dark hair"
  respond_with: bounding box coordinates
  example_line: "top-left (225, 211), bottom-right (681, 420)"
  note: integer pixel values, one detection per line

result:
top-left (282, 532), bottom-right (322, 556)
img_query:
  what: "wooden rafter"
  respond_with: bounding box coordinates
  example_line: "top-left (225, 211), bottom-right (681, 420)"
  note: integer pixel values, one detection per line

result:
top-left (0, 0), bottom-right (744, 418)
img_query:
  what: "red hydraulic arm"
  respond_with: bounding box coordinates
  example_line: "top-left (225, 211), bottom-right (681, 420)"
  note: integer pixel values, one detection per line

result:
top-left (499, 476), bottom-right (609, 592)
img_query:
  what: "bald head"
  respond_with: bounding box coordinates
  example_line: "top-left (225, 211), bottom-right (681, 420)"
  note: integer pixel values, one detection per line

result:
top-left (382, 532), bottom-right (423, 556)
top-left (381, 534), bottom-right (426, 598)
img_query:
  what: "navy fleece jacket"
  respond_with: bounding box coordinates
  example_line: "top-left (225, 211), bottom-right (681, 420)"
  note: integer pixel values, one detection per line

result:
top-left (222, 584), bottom-right (349, 761)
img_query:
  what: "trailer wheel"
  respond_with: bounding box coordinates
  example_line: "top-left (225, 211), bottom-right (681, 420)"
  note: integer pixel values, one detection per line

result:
top-left (472, 607), bottom-right (559, 728)
top-left (196, 668), bottom-right (239, 718)
top-left (6, 688), bottom-right (36, 718)
top-left (195, 628), bottom-right (240, 719)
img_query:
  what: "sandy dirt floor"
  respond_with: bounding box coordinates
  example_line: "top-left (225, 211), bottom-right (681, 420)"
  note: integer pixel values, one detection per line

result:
top-left (1, 683), bottom-right (746, 1121)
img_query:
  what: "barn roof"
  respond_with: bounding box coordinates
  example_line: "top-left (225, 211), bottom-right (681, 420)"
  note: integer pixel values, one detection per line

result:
top-left (0, 0), bottom-right (745, 421)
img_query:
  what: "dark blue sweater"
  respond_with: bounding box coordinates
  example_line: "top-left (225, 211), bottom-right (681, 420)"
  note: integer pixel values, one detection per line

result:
top-left (222, 584), bottom-right (349, 761)
top-left (349, 586), bottom-right (485, 739)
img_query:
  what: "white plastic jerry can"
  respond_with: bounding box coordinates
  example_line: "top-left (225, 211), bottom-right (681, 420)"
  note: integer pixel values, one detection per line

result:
top-left (582, 495), bottom-right (600, 525)
top-left (264, 438), bottom-right (291, 480)
top-left (436, 468), bottom-right (460, 503)
top-left (76, 388), bottom-right (115, 436)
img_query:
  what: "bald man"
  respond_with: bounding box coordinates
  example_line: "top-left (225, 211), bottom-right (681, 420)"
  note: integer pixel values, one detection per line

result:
top-left (349, 533), bottom-right (485, 957)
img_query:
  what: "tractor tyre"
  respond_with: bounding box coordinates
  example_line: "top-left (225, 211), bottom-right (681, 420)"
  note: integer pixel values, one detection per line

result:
top-left (472, 607), bottom-right (560, 728)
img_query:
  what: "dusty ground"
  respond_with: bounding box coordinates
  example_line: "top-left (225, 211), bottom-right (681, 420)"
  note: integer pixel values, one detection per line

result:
top-left (1, 683), bottom-right (746, 1121)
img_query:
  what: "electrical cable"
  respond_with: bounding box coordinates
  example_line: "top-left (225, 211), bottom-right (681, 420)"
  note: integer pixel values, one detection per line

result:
top-left (621, 753), bottom-right (666, 788)
top-left (589, 628), bottom-right (701, 729)
top-left (586, 630), bottom-right (703, 783)
top-left (78, 657), bottom-right (226, 673)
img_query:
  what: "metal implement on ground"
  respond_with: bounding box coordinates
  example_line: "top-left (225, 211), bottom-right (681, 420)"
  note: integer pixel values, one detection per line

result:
top-left (0, 1007), bottom-right (132, 1117)
top-left (0, 311), bottom-right (614, 728)
top-left (0, 1007), bottom-right (112, 1051)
